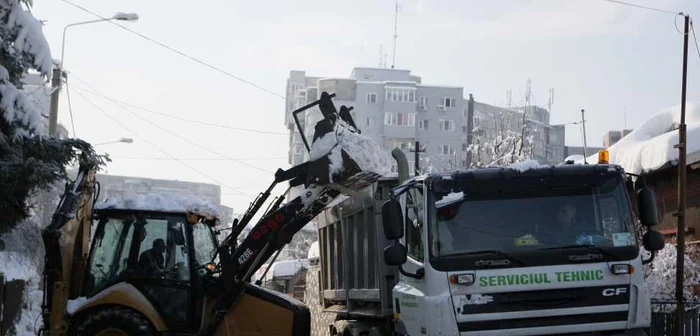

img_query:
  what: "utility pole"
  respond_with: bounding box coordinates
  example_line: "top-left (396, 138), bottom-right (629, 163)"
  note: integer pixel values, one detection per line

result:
top-left (48, 66), bottom-right (62, 136)
top-left (410, 141), bottom-right (425, 176)
top-left (675, 13), bottom-right (690, 336)
top-left (581, 109), bottom-right (588, 163)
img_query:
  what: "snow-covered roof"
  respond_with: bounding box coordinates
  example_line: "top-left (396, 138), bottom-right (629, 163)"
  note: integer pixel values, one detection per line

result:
top-left (94, 192), bottom-right (221, 219)
top-left (577, 101), bottom-right (700, 174)
top-left (307, 241), bottom-right (320, 260)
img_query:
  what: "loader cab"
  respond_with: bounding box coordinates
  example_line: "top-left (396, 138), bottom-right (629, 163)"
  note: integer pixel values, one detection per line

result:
top-left (81, 208), bottom-right (220, 333)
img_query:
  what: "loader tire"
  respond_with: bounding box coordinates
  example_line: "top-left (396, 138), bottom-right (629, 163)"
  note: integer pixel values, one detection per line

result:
top-left (72, 306), bottom-right (156, 336)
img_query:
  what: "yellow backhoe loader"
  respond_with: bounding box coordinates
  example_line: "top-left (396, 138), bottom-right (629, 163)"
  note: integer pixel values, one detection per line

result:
top-left (38, 92), bottom-right (385, 336)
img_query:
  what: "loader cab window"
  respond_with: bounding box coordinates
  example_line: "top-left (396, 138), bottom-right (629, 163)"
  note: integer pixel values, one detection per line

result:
top-left (193, 222), bottom-right (218, 269)
top-left (86, 217), bottom-right (134, 295)
top-left (136, 218), bottom-right (191, 281)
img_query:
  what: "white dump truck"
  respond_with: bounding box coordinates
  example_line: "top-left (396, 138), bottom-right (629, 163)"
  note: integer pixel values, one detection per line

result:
top-left (309, 149), bottom-right (666, 336)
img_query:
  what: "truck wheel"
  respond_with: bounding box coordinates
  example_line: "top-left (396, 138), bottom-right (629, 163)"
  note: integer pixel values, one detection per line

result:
top-left (73, 307), bottom-right (156, 336)
top-left (369, 325), bottom-right (388, 336)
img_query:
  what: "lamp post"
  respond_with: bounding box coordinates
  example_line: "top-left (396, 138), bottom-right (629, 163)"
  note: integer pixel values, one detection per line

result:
top-left (48, 13), bottom-right (139, 136)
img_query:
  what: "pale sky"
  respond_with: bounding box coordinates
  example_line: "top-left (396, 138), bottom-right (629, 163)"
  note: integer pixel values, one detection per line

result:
top-left (32, 0), bottom-right (700, 214)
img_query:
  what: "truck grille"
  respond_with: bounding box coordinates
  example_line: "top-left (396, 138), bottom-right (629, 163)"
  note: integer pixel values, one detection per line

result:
top-left (458, 312), bottom-right (628, 332)
top-left (455, 285), bottom-right (630, 332)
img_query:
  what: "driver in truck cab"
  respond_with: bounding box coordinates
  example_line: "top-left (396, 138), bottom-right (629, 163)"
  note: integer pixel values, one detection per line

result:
top-left (538, 202), bottom-right (593, 245)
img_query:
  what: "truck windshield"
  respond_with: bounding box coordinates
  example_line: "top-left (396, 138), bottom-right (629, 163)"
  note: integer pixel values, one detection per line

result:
top-left (429, 175), bottom-right (637, 259)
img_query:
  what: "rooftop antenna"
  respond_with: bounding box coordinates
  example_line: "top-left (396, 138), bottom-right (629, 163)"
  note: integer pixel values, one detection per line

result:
top-left (391, 0), bottom-right (401, 69)
top-left (548, 87), bottom-right (554, 113)
top-left (378, 44), bottom-right (385, 68)
top-left (623, 106), bottom-right (627, 129)
top-left (525, 78), bottom-right (532, 109)
top-left (506, 89), bottom-right (512, 107)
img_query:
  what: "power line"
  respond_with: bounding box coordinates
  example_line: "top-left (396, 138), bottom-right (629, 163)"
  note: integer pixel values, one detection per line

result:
top-left (58, 0), bottom-right (286, 100)
top-left (66, 80), bottom-right (287, 136)
top-left (65, 74), bottom-right (274, 174)
top-left (691, 20), bottom-right (700, 60)
top-left (64, 76), bottom-right (77, 137)
top-left (110, 156), bottom-right (287, 161)
top-left (70, 87), bottom-right (253, 197)
top-left (600, 0), bottom-right (680, 16)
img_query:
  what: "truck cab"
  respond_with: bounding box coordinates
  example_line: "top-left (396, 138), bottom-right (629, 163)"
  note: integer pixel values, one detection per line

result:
top-left (381, 163), bottom-right (665, 336)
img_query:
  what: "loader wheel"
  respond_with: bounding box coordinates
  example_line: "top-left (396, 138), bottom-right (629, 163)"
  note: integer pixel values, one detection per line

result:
top-left (73, 307), bottom-right (156, 336)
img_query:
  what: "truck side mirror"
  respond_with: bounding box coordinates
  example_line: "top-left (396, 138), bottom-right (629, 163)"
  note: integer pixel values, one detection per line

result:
top-left (382, 199), bottom-right (404, 240)
top-left (637, 187), bottom-right (659, 227)
top-left (642, 229), bottom-right (665, 252)
top-left (383, 244), bottom-right (407, 266)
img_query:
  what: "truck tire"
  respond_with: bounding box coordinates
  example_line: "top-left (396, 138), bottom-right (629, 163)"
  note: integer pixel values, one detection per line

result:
top-left (72, 306), bottom-right (156, 336)
top-left (369, 325), bottom-right (388, 336)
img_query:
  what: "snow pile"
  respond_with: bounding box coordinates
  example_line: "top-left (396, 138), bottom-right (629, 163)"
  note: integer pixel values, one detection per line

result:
top-left (507, 159), bottom-right (545, 172)
top-left (308, 125), bottom-right (393, 182)
top-left (307, 241), bottom-right (320, 260)
top-left (580, 101), bottom-right (700, 174)
top-left (95, 192), bottom-right (221, 218)
top-left (0, 252), bottom-right (44, 335)
top-left (644, 243), bottom-right (700, 311)
top-left (435, 191), bottom-right (465, 208)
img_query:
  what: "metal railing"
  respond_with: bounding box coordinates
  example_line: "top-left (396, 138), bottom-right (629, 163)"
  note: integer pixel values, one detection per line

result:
top-left (649, 300), bottom-right (700, 336)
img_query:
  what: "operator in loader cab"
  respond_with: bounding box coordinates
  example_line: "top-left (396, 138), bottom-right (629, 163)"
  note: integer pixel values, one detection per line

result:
top-left (139, 238), bottom-right (166, 276)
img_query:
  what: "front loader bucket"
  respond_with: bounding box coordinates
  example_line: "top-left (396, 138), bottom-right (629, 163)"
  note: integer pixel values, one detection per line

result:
top-left (292, 91), bottom-right (391, 195)
top-left (306, 147), bottom-right (384, 195)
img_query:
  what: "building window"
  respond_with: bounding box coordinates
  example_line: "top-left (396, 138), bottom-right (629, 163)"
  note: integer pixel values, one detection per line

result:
top-left (384, 112), bottom-right (416, 126)
top-left (367, 93), bottom-right (377, 103)
top-left (438, 144), bottom-right (454, 155)
top-left (440, 97), bottom-right (456, 108)
top-left (439, 120), bottom-right (455, 132)
top-left (419, 120), bottom-right (429, 130)
top-left (419, 97), bottom-right (428, 110)
top-left (365, 117), bottom-right (373, 128)
top-left (385, 87), bottom-right (417, 102)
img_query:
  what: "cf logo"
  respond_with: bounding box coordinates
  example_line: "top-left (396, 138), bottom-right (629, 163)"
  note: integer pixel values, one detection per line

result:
top-left (602, 287), bottom-right (627, 296)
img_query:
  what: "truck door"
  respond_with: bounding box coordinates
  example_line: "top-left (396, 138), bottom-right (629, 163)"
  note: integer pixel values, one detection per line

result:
top-left (394, 185), bottom-right (427, 334)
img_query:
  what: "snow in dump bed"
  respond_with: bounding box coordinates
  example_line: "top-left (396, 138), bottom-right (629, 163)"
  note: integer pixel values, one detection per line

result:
top-left (307, 241), bottom-right (320, 260)
top-left (94, 192), bottom-right (221, 218)
top-left (507, 159), bottom-right (546, 172)
top-left (308, 124), bottom-right (393, 180)
top-left (578, 101), bottom-right (700, 174)
top-left (435, 191), bottom-right (465, 208)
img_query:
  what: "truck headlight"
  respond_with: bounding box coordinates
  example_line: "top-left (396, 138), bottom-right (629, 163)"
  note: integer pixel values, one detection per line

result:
top-left (610, 263), bottom-right (634, 275)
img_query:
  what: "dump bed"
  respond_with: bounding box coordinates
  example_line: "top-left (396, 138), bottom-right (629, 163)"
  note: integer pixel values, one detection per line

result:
top-left (315, 176), bottom-right (399, 319)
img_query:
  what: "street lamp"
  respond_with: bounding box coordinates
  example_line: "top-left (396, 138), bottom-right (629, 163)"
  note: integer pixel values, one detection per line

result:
top-left (48, 12), bottom-right (139, 136)
top-left (93, 137), bottom-right (134, 146)
top-left (60, 13), bottom-right (139, 67)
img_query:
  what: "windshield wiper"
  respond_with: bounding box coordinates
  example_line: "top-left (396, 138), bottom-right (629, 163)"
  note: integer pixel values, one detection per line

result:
top-left (538, 244), bottom-right (623, 261)
top-left (442, 250), bottom-right (527, 267)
